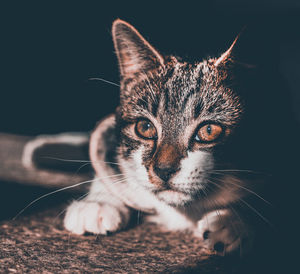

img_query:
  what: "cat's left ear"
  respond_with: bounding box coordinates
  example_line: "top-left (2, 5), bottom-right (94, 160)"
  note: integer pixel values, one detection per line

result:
top-left (213, 33), bottom-right (256, 69)
top-left (213, 35), bottom-right (239, 67)
top-left (112, 19), bottom-right (164, 79)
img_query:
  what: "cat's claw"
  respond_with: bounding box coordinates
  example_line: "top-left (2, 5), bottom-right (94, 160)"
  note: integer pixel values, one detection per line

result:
top-left (64, 201), bottom-right (129, 235)
top-left (196, 209), bottom-right (248, 254)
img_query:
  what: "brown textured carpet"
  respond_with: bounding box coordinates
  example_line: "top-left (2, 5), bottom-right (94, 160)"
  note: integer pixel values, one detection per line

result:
top-left (0, 206), bottom-right (239, 273)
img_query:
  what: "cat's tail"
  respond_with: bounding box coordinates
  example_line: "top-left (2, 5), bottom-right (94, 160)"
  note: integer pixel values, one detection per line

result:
top-left (22, 132), bottom-right (91, 173)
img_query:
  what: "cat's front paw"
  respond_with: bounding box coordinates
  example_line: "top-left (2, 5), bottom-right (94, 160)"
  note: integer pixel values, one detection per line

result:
top-left (64, 200), bottom-right (130, 235)
top-left (196, 209), bottom-right (250, 254)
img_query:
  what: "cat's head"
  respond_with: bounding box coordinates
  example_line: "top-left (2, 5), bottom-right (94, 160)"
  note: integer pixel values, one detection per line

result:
top-left (112, 19), bottom-right (244, 205)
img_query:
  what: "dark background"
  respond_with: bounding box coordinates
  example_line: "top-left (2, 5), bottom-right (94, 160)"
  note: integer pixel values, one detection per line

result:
top-left (1, 1), bottom-right (300, 135)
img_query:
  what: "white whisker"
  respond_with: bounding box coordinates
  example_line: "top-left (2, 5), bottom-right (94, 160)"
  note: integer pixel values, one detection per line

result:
top-left (209, 174), bottom-right (272, 206)
top-left (13, 178), bottom-right (97, 220)
top-left (238, 198), bottom-right (273, 227)
top-left (88, 77), bottom-right (120, 87)
top-left (42, 156), bottom-right (122, 166)
top-left (225, 180), bottom-right (271, 206)
top-left (13, 173), bottom-right (125, 220)
top-left (54, 192), bottom-right (90, 222)
top-left (209, 169), bottom-right (269, 175)
top-left (74, 162), bottom-right (92, 174)
top-left (207, 179), bottom-right (273, 227)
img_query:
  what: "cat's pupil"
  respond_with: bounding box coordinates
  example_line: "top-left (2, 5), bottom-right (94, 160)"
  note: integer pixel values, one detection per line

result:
top-left (143, 122), bottom-right (151, 131)
top-left (206, 125), bottom-right (212, 135)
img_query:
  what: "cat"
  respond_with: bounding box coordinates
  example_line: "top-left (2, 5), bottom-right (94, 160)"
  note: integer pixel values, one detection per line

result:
top-left (63, 19), bottom-right (286, 255)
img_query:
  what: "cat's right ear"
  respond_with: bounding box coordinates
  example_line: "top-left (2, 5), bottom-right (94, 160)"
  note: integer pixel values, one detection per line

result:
top-left (112, 19), bottom-right (164, 79)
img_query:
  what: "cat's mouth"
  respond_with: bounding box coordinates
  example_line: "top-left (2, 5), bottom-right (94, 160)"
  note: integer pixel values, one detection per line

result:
top-left (156, 189), bottom-right (191, 205)
top-left (148, 170), bottom-right (192, 204)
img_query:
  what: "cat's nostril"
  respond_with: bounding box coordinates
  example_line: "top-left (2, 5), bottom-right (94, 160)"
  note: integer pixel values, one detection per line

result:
top-left (214, 242), bottom-right (225, 253)
top-left (153, 164), bottom-right (178, 182)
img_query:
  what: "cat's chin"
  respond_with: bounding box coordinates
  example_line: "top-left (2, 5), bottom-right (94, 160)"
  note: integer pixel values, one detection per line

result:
top-left (156, 190), bottom-right (191, 206)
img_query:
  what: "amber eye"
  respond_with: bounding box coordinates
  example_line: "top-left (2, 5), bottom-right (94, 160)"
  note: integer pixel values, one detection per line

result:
top-left (195, 123), bottom-right (223, 143)
top-left (135, 119), bottom-right (157, 140)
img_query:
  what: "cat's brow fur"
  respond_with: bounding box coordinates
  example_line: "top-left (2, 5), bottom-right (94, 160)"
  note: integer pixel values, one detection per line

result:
top-left (120, 59), bottom-right (242, 124)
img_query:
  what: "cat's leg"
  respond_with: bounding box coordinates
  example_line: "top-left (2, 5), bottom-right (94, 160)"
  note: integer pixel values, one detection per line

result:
top-left (64, 182), bottom-right (131, 235)
top-left (195, 209), bottom-right (251, 254)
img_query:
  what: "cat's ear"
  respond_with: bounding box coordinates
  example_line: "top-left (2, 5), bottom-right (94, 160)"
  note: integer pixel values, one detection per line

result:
top-left (112, 19), bottom-right (164, 78)
top-left (213, 35), bottom-right (239, 67)
top-left (213, 33), bottom-right (256, 69)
